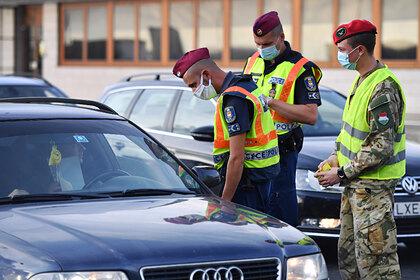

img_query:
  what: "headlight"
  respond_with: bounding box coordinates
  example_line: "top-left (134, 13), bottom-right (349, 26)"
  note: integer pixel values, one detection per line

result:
top-left (296, 169), bottom-right (342, 193)
top-left (287, 253), bottom-right (328, 280)
top-left (30, 272), bottom-right (128, 280)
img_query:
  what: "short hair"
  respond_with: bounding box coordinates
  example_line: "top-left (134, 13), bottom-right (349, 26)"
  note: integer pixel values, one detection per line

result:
top-left (272, 24), bottom-right (283, 36)
top-left (347, 32), bottom-right (376, 54)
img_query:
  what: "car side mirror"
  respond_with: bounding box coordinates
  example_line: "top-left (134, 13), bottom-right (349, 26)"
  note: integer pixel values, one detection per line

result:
top-left (192, 166), bottom-right (221, 190)
top-left (191, 126), bottom-right (214, 142)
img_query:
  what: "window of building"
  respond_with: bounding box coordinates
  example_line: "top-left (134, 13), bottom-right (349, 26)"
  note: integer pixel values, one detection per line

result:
top-left (301, 0), bottom-right (332, 62)
top-left (169, 1), bottom-right (194, 60)
top-left (264, 0), bottom-right (293, 43)
top-left (198, 0), bottom-right (223, 59)
top-left (230, 0), bottom-right (257, 60)
top-left (60, 0), bottom-right (420, 68)
top-left (114, 4), bottom-right (135, 60)
top-left (382, 0), bottom-right (418, 60)
top-left (63, 8), bottom-right (83, 60)
top-left (339, 0), bottom-right (371, 23)
top-left (139, 2), bottom-right (161, 61)
top-left (87, 6), bottom-right (107, 60)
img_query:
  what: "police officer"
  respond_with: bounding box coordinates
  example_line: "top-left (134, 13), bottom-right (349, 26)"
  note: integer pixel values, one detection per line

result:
top-left (172, 48), bottom-right (280, 213)
top-left (243, 11), bottom-right (322, 226)
top-left (316, 20), bottom-right (405, 279)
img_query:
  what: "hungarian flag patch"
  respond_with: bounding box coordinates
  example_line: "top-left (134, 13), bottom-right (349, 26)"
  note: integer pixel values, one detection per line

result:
top-left (378, 112), bottom-right (389, 125)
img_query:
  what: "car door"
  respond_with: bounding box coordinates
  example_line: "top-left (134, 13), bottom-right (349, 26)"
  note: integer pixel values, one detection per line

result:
top-left (128, 87), bottom-right (179, 143)
top-left (160, 90), bottom-right (215, 167)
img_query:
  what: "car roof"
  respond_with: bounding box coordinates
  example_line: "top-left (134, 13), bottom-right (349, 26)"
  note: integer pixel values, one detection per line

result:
top-left (103, 72), bottom-right (337, 94)
top-left (0, 99), bottom-right (124, 121)
top-left (0, 76), bottom-right (49, 86)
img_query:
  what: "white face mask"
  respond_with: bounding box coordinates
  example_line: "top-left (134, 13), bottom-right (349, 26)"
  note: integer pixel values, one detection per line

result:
top-left (193, 75), bottom-right (218, 100)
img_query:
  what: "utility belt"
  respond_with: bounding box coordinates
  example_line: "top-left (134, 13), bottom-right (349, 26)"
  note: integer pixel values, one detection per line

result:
top-left (278, 127), bottom-right (304, 154)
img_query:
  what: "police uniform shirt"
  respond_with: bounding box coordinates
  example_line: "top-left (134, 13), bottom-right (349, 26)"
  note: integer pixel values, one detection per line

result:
top-left (263, 41), bottom-right (322, 107)
top-left (218, 71), bottom-right (280, 182)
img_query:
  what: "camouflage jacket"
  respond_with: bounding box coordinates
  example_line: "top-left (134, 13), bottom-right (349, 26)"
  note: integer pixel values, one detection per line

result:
top-left (333, 62), bottom-right (404, 189)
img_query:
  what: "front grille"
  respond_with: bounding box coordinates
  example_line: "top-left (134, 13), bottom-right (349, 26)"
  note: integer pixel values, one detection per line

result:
top-left (140, 258), bottom-right (280, 280)
top-left (395, 176), bottom-right (420, 196)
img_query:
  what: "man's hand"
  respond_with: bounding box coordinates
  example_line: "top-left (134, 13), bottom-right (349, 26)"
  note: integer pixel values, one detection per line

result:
top-left (259, 94), bottom-right (273, 111)
top-left (315, 167), bottom-right (340, 187)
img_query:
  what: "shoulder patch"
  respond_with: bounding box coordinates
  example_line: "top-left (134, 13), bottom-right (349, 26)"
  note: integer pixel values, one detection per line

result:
top-left (368, 93), bottom-right (391, 111)
top-left (304, 76), bottom-right (317, 91)
top-left (228, 123), bottom-right (241, 134)
top-left (224, 106), bottom-right (236, 123)
top-left (308, 91), bottom-right (320, 100)
top-left (377, 112), bottom-right (389, 125)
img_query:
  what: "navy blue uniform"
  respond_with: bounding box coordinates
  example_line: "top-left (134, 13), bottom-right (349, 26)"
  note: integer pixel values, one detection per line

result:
top-left (218, 72), bottom-right (279, 213)
top-left (246, 41), bottom-right (322, 226)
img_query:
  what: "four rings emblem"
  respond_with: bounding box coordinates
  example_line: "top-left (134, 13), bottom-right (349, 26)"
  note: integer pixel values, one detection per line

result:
top-left (190, 266), bottom-right (244, 280)
top-left (401, 176), bottom-right (419, 195)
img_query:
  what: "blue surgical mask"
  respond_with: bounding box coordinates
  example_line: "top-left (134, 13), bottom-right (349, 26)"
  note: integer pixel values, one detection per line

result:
top-left (258, 38), bottom-right (280, 60)
top-left (337, 47), bottom-right (361, 70)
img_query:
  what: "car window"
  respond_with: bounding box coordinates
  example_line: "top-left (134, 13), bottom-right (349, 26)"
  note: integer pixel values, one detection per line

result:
top-left (0, 85), bottom-right (65, 98)
top-left (130, 89), bottom-right (177, 130)
top-left (0, 119), bottom-right (202, 198)
top-left (103, 90), bottom-right (137, 116)
top-left (302, 89), bottom-right (346, 137)
top-left (173, 91), bottom-right (215, 135)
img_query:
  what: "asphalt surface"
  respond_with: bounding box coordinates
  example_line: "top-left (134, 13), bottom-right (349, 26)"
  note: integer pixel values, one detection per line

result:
top-left (316, 239), bottom-right (420, 279)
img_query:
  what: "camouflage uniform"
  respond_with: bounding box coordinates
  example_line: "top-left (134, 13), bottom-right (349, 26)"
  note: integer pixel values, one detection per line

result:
top-left (333, 62), bottom-right (403, 279)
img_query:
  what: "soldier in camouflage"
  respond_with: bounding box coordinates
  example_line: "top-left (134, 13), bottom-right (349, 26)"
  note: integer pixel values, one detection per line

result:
top-left (316, 20), bottom-right (405, 280)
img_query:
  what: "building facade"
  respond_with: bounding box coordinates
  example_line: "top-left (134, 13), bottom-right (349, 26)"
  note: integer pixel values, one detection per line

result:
top-left (0, 0), bottom-right (419, 116)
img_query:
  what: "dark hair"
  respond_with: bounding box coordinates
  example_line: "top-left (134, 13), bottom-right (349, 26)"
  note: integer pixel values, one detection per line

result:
top-left (272, 24), bottom-right (284, 36)
top-left (347, 32), bottom-right (376, 54)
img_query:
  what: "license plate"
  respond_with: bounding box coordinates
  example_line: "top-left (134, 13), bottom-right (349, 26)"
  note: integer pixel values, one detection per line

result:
top-left (394, 202), bottom-right (420, 217)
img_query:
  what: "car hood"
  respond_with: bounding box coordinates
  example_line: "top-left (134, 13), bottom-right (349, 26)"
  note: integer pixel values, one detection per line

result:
top-left (0, 196), bottom-right (318, 271)
top-left (299, 136), bottom-right (420, 175)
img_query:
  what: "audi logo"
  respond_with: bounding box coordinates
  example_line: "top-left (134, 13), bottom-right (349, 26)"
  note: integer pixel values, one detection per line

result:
top-left (401, 176), bottom-right (419, 195)
top-left (189, 266), bottom-right (244, 280)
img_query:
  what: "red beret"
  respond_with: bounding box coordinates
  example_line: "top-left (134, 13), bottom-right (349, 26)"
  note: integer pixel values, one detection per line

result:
top-left (253, 11), bottom-right (280, 37)
top-left (333, 19), bottom-right (377, 44)
top-left (172, 47), bottom-right (210, 78)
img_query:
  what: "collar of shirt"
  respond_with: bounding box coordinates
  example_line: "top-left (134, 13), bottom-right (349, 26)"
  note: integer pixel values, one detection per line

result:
top-left (220, 71), bottom-right (236, 93)
top-left (356, 60), bottom-right (385, 88)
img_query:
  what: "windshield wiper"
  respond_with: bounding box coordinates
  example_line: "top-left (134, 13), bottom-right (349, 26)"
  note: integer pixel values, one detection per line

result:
top-left (0, 192), bottom-right (111, 204)
top-left (106, 188), bottom-right (195, 197)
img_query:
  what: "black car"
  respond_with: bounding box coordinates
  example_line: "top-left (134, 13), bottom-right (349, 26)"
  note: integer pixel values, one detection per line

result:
top-left (101, 73), bottom-right (420, 244)
top-left (0, 98), bottom-right (328, 279)
top-left (0, 74), bottom-right (68, 98)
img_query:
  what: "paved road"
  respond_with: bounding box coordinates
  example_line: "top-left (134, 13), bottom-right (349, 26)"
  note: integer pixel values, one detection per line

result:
top-left (316, 239), bottom-right (419, 279)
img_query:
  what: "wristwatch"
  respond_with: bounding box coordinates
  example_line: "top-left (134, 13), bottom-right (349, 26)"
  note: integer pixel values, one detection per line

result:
top-left (337, 167), bottom-right (347, 180)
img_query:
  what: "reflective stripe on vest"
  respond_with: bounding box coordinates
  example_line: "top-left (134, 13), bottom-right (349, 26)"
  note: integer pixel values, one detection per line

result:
top-left (214, 86), bottom-right (277, 149)
top-left (271, 57), bottom-right (309, 123)
top-left (336, 66), bottom-right (406, 180)
top-left (244, 51), bottom-right (260, 75)
top-left (214, 146), bottom-right (279, 164)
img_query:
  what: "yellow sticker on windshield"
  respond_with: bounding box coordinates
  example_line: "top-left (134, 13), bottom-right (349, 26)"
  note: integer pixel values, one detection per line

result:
top-left (49, 144), bottom-right (62, 166)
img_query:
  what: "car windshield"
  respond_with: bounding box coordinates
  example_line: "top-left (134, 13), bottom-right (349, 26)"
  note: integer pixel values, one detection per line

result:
top-left (0, 119), bottom-right (203, 200)
top-left (302, 89), bottom-right (346, 137)
top-left (0, 85), bottom-right (66, 98)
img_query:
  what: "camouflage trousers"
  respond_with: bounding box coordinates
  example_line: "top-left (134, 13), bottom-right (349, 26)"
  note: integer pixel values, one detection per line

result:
top-left (338, 186), bottom-right (401, 280)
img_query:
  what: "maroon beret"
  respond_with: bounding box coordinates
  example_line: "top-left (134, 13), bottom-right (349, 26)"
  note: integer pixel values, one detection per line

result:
top-left (333, 19), bottom-right (377, 44)
top-left (172, 47), bottom-right (210, 78)
top-left (253, 11), bottom-right (280, 37)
